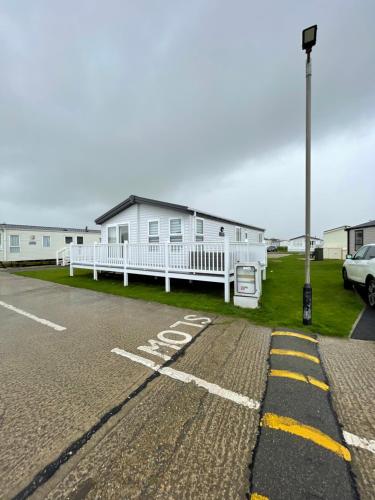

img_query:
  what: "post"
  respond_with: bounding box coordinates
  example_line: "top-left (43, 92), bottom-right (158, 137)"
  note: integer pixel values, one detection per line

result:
top-left (69, 242), bottom-right (74, 277)
top-left (303, 51), bottom-right (312, 325)
top-left (4, 228), bottom-right (7, 262)
top-left (93, 242), bottom-right (98, 280)
top-left (123, 241), bottom-right (129, 286)
top-left (224, 237), bottom-right (230, 303)
top-left (165, 241), bottom-right (170, 292)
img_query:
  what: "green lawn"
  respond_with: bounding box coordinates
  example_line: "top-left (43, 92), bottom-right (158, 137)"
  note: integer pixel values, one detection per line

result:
top-left (15, 255), bottom-right (363, 337)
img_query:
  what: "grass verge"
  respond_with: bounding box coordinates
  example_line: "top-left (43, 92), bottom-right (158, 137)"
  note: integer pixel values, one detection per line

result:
top-left (15, 255), bottom-right (363, 337)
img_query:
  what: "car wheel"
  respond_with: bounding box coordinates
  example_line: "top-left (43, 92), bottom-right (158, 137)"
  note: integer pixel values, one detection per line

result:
top-left (367, 278), bottom-right (375, 308)
top-left (343, 269), bottom-right (352, 290)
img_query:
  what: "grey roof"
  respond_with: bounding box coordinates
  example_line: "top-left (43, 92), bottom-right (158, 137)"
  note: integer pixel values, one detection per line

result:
top-left (95, 195), bottom-right (265, 231)
top-left (0, 223), bottom-right (100, 233)
top-left (289, 235), bottom-right (323, 241)
top-left (323, 225), bottom-right (350, 233)
top-left (346, 220), bottom-right (375, 231)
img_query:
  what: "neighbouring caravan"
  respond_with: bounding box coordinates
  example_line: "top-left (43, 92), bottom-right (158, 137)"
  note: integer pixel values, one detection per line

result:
top-left (323, 225), bottom-right (349, 259)
top-left (0, 224), bottom-right (100, 265)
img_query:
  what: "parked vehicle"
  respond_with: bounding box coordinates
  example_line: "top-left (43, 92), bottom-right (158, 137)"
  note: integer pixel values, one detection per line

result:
top-left (267, 245), bottom-right (277, 253)
top-left (342, 244), bottom-right (375, 308)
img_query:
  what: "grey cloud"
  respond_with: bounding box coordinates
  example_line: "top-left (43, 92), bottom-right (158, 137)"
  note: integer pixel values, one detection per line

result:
top-left (0, 0), bottom-right (374, 232)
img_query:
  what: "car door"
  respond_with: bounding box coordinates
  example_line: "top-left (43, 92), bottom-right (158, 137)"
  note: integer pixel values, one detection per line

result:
top-left (349, 246), bottom-right (369, 282)
top-left (355, 246), bottom-right (373, 284)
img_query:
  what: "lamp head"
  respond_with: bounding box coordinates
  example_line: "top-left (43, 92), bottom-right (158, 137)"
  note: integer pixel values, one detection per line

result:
top-left (302, 25), bottom-right (317, 53)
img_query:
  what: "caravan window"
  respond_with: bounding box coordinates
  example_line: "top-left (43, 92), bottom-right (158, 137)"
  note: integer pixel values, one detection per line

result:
top-left (108, 226), bottom-right (117, 244)
top-left (170, 218), bottom-right (182, 243)
top-left (43, 236), bottom-right (51, 247)
top-left (195, 218), bottom-right (204, 242)
top-left (148, 220), bottom-right (160, 243)
top-left (10, 235), bottom-right (20, 253)
top-left (355, 230), bottom-right (363, 251)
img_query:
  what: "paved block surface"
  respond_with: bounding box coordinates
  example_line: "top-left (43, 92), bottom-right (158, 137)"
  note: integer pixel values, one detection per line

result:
top-left (319, 336), bottom-right (375, 498)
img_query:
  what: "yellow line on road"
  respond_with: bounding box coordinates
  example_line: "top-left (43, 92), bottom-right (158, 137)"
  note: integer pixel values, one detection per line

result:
top-left (251, 494), bottom-right (269, 500)
top-left (270, 369), bottom-right (329, 391)
top-left (261, 413), bottom-right (351, 461)
top-left (272, 331), bottom-right (318, 343)
top-left (270, 348), bottom-right (320, 364)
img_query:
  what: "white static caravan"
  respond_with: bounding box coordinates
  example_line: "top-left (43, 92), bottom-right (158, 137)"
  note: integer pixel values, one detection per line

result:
top-left (287, 235), bottom-right (323, 253)
top-left (323, 225), bottom-right (349, 260)
top-left (69, 195), bottom-right (267, 302)
top-left (0, 224), bottom-right (100, 265)
top-left (96, 195), bottom-right (265, 246)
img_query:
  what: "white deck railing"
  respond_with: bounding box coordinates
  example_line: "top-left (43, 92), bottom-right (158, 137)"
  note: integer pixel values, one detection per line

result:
top-left (56, 247), bottom-right (70, 266)
top-left (69, 240), bottom-right (267, 302)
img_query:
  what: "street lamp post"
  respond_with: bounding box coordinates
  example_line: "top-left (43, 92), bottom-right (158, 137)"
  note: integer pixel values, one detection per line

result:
top-left (302, 25), bottom-right (317, 325)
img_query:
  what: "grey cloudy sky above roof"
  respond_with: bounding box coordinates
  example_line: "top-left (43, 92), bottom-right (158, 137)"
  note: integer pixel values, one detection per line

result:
top-left (0, 0), bottom-right (374, 237)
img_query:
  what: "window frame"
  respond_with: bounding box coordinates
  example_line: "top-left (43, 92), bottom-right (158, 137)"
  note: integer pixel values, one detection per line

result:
top-left (148, 219), bottom-right (160, 244)
top-left (107, 225), bottom-right (117, 244)
top-left (0, 231), bottom-right (3, 249)
top-left (9, 234), bottom-right (20, 253)
top-left (43, 235), bottom-right (51, 248)
top-left (195, 217), bottom-right (204, 242)
top-left (354, 230), bottom-right (364, 251)
top-left (235, 226), bottom-right (241, 242)
top-left (76, 236), bottom-right (84, 245)
top-left (65, 236), bottom-right (73, 245)
top-left (118, 223), bottom-right (130, 244)
top-left (169, 217), bottom-right (183, 243)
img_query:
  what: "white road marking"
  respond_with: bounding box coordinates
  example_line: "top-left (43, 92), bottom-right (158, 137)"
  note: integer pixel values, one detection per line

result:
top-left (343, 431), bottom-right (375, 455)
top-left (111, 348), bottom-right (260, 410)
top-left (112, 346), bottom-right (375, 457)
top-left (0, 300), bottom-right (66, 332)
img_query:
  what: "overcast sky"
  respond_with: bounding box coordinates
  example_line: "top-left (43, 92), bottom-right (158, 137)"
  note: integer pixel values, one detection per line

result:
top-left (0, 1), bottom-right (374, 238)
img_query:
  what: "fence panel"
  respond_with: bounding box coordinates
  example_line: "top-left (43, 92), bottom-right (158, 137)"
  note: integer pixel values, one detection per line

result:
top-left (229, 243), bottom-right (267, 271)
top-left (70, 241), bottom-right (267, 274)
top-left (128, 243), bottom-right (165, 269)
top-left (168, 243), bottom-right (225, 273)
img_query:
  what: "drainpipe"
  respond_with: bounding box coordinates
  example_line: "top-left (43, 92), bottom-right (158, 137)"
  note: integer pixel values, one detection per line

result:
top-left (3, 228), bottom-right (7, 262)
top-left (347, 229), bottom-right (350, 256)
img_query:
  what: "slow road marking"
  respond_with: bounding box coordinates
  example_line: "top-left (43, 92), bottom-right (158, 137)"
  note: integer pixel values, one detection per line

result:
top-left (111, 348), bottom-right (260, 410)
top-left (270, 348), bottom-right (320, 364)
top-left (270, 369), bottom-right (329, 391)
top-left (261, 413), bottom-right (351, 461)
top-left (0, 300), bottom-right (66, 331)
top-left (271, 331), bottom-right (318, 343)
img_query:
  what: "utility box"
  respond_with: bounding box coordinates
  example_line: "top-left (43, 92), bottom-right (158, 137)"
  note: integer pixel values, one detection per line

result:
top-left (314, 247), bottom-right (324, 261)
top-left (233, 262), bottom-right (261, 309)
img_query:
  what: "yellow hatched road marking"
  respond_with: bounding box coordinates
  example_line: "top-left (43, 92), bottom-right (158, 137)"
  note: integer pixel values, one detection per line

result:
top-left (261, 413), bottom-right (351, 461)
top-left (251, 494), bottom-right (269, 500)
top-left (270, 369), bottom-right (329, 391)
top-left (272, 331), bottom-right (318, 343)
top-left (270, 348), bottom-right (320, 364)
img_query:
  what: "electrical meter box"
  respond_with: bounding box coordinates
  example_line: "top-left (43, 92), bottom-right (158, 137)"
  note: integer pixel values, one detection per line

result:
top-left (234, 262), bottom-right (261, 309)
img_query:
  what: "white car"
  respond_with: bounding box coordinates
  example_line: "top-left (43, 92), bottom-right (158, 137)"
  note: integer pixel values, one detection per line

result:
top-left (343, 244), bottom-right (375, 308)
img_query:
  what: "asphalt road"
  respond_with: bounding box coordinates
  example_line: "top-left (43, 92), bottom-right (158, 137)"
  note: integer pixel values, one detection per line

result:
top-left (0, 272), bottom-right (269, 499)
top-left (1, 271), bottom-right (374, 499)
